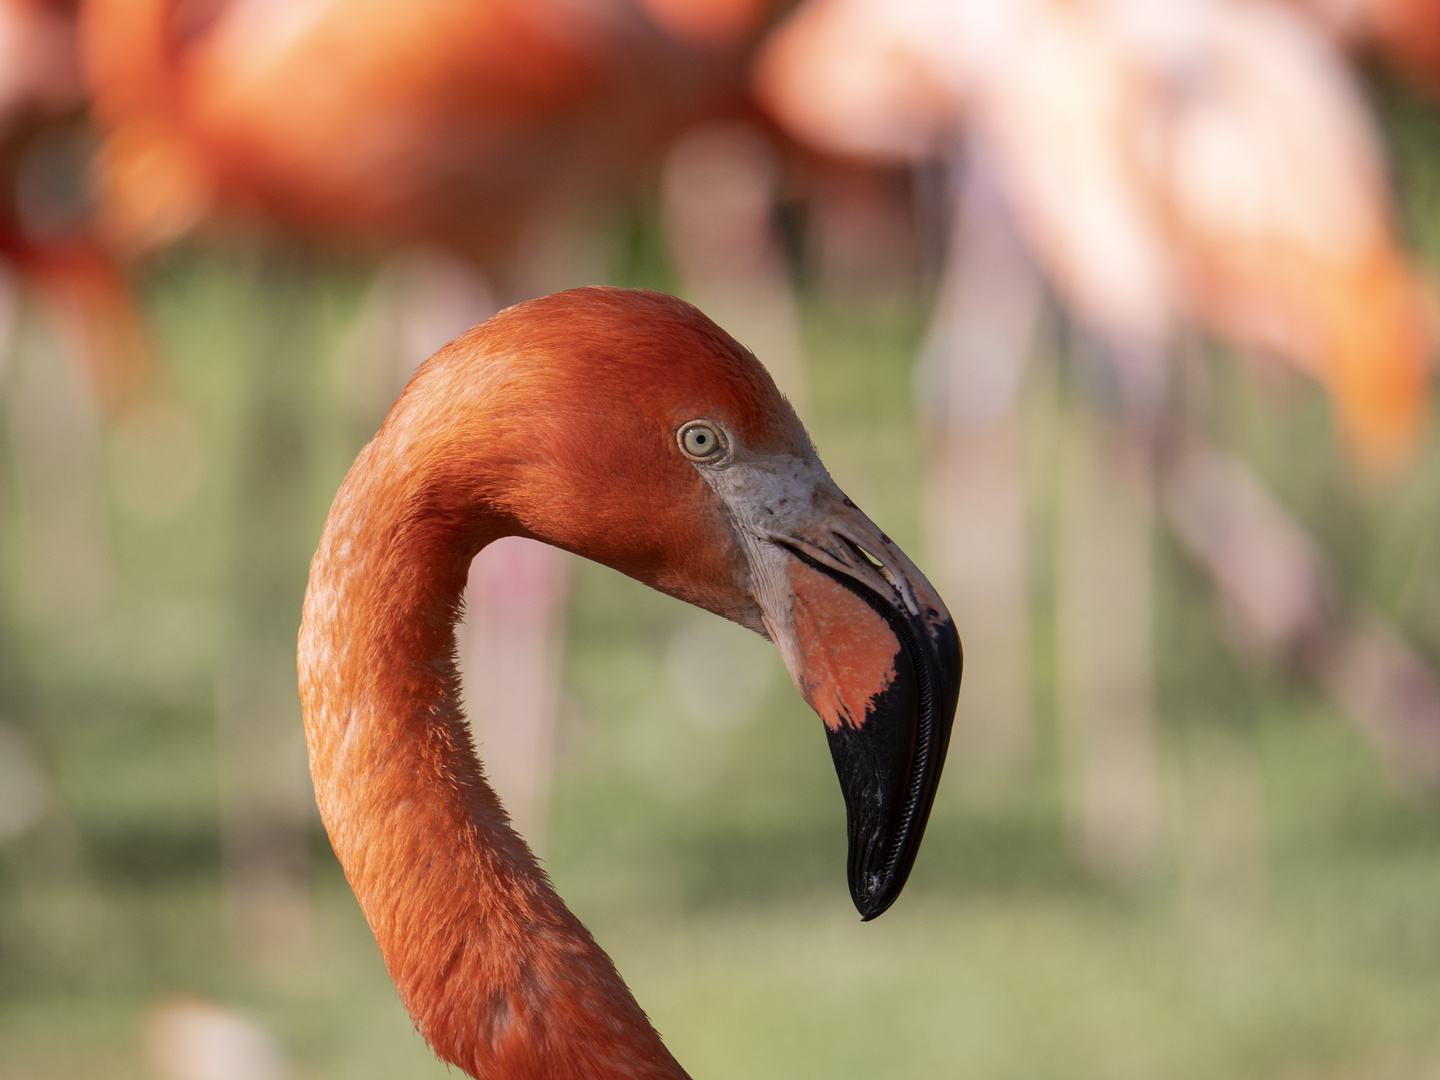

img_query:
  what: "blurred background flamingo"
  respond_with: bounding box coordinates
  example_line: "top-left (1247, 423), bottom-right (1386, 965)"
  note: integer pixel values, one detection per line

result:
top-left (757, 0), bottom-right (1439, 879)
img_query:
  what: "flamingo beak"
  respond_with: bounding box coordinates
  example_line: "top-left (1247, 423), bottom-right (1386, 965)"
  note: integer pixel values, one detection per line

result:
top-left (760, 491), bottom-right (961, 920)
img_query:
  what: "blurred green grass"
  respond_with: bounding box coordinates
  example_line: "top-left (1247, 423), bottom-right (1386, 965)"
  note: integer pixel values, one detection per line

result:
top-left (4, 97), bottom-right (1440, 1077)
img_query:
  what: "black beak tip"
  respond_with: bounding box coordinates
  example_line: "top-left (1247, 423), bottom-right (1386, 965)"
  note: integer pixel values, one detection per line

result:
top-left (830, 609), bottom-right (961, 925)
top-left (852, 870), bottom-right (899, 922)
top-left (787, 540), bottom-right (962, 925)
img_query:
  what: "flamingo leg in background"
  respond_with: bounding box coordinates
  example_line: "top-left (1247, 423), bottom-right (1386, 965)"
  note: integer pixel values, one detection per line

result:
top-left (1163, 442), bottom-right (1440, 792)
top-left (455, 208), bottom-right (610, 848)
top-left (456, 537), bottom-right (571, 849)
top-left (1055, 397), bottom-right (1163, 883)
top-left (917, 151), bottom-right (1039, 788)
top-left (6, 292), bottom-right (110, 627)
top-left (217, 260), bottom-right (342, 965)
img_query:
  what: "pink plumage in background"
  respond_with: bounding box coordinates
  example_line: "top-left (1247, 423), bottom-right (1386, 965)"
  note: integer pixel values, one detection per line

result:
top-left (757, 0), bottom-right (1434, 467)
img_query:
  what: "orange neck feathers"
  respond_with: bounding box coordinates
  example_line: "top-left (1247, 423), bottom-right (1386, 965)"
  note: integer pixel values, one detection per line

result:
top-left (298, 289), bottom-right (793, 1079)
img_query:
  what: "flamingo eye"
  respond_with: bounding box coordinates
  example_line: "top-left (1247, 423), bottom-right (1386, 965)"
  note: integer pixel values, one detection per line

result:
top-left (679, 421), bottom-right (726, 461)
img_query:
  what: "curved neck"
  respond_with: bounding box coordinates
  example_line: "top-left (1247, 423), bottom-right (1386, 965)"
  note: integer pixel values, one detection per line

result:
top-left (298, 433), bottom-right (687, 1080)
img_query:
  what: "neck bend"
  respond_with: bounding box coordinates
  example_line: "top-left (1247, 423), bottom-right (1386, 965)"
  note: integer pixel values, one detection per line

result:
top-left (297, 346), bottom-right (688, 1080)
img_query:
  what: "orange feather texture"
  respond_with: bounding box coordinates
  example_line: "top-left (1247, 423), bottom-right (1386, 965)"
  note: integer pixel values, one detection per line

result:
top-left (299, 289), bottom-right (829, 1079)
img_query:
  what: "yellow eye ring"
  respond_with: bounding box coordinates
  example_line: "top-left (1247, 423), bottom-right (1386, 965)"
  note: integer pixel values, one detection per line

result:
top-left (678, 421), bottom-right (726, 461)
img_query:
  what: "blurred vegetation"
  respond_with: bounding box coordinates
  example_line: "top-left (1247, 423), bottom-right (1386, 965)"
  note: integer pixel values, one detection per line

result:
top-left (3, 93), bottom-right (1440, 1080)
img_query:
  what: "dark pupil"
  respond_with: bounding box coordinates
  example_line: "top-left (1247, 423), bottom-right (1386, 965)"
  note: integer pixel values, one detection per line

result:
top-left (693, 431), bottom-right (708, 446)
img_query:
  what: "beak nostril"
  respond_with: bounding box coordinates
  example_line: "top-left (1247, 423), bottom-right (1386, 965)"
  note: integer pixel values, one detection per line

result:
top-left (837, 536), bottom-right (881, 569)
top-left (839, 536), bottom-right (894, 586)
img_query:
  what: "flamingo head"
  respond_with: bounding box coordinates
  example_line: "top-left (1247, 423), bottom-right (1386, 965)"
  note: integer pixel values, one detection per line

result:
top-left (404, 287), bottom-right (962, 919)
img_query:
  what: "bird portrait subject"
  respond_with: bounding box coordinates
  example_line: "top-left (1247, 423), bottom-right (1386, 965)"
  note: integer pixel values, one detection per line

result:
top-left (297, 287), bottom-right (961, 1079)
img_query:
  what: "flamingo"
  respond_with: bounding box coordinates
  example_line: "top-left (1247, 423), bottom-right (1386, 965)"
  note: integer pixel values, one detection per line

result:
top-left (76, 0), bottom-right (772, 264)
top-left (297, 286), bottom-right (961, 1079)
